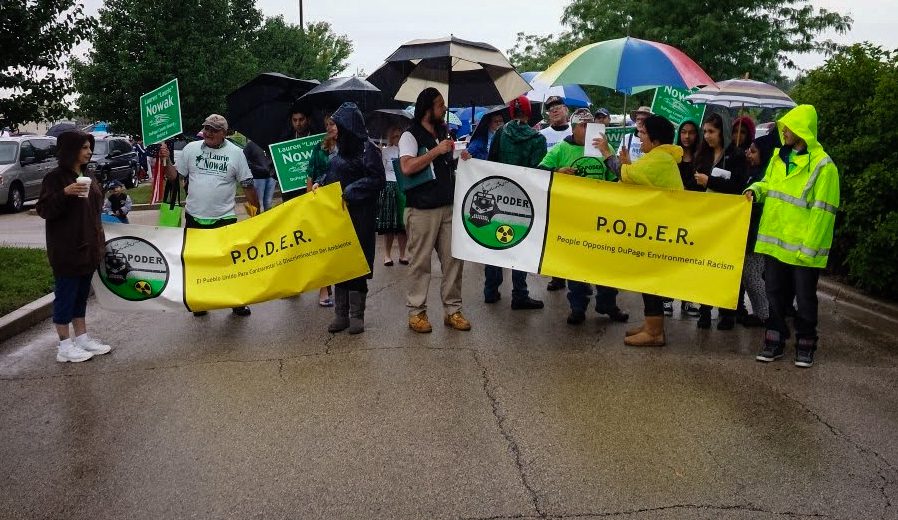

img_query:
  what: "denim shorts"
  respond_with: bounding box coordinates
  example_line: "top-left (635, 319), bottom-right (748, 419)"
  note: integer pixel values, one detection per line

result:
top-left (53, 273), bottom-right (94, 325)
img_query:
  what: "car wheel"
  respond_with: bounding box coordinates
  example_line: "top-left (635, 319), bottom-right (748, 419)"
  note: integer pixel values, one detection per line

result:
top-left (124, 164), bottom-right (138, 189)
top-left (5, 182), bottom-right (24, 213)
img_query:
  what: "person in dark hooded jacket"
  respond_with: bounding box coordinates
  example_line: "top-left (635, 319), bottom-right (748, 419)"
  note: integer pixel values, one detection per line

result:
top-left (314, 102), bottom-right (386, 335)
top-left (479, 95), bottom-right (546, 310)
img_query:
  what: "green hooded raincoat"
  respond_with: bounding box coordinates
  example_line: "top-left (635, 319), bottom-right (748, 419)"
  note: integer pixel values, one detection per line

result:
top-left (745, 105), bottom-right (840, 268)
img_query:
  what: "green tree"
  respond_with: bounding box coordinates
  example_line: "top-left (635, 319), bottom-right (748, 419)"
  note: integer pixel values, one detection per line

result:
top-left (509, 0), bottom-right (852, 83)
top-left (0, 0), bottom-right (95, 128)
top-left (71, 0), bottom-right (261, 136)
top-left (791, 44), bottom-right (898, 297)
top-left (250, 17), bottom-right (352, 81)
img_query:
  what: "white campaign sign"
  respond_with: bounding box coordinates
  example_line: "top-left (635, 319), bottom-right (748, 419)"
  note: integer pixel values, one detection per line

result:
top-left (452, 159), bottom-right (550, 273)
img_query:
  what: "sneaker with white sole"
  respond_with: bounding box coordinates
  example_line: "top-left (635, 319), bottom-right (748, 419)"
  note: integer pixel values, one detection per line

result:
top-left (56, 339), bottom-right (94, 363)
top-left (74, 334), bottom-right (112, 355)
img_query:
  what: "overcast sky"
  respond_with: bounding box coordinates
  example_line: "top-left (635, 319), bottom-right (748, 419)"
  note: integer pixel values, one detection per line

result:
top-left (80, 0), bottom-right (898, 77)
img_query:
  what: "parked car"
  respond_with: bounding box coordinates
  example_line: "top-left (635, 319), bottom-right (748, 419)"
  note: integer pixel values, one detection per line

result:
top-left (0, 136), bottom-right (57, 212)
top-left (89, 135), bottom-right (140, 188)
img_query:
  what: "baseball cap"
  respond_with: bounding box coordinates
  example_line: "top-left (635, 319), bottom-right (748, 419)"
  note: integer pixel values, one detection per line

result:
top-left (508, 96), bottom-right (532, 119)
top-left (594, 107), bottom-right (610, 118)
top-left (202, 114), bottom-right (228, 131)
top-left (544, 96), bottom-right (565, 109)
top-left (569, 108), bottom-right (594, 125)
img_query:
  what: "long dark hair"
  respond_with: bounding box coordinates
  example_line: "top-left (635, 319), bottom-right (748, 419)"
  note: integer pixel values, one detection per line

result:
top-left (676, 120), bottom-right (700, 158)
top-left (695, 113), bottom-right (726, 171)
top-left (56, 131), bottom-right (95, 174)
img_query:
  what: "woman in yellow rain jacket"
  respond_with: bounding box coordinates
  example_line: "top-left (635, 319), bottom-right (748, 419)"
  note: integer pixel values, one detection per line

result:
top-left (744, 104), bottom-right (840, 368)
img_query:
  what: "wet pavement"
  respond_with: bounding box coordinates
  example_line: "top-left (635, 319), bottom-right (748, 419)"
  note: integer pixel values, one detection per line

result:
top-left (1, 239), bottom-right (897, 519)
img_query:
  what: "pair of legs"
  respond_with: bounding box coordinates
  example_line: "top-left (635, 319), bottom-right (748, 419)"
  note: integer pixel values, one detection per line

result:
top-left (53, 273), bottom-right (111, 362)
top-left (624, 293), bottom-right (666, 346)
top-left (405, 205), bottom-right (468, 331)
top-left (757, 255), bottom-right (820, 366)
top-left (484, 266), bottom-right (542, 309)
top-left (382, 232), bottom-right (408, 265)
top-left (185, 214), bottom-right (250, 316)
top-left (566, 283), bottom-right (626, 323)
top-left (252, 178), bottom-right (277, 212)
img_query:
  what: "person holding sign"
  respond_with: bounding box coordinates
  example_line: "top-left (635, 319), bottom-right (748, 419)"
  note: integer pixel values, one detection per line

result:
top-left (312, 102), bottom-right (385, 335)
top-left (399, 88), bottom-right (470, 334)
top-left (538, 108), bottom-right (629, 325)
top-left (744, 104), bottom-right (840, 368)
top-left (692, 113), bottom-right (748, 330)
top-left (160, 114), bottom-right (259, 317)
top-left (36, 131), bottom-right (113, 362)
top-left (596, 115), bottom-right (684, 347)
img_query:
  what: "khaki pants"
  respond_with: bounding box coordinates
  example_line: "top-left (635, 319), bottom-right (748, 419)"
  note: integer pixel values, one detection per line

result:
top-left (404, 205), bottom-right (463, 316)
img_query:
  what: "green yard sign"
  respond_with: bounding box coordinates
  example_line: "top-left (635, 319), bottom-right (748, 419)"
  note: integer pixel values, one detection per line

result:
top-left (651, 86), bottom-right (706, 128)
top-left (140, 79), bottom-right (182, 144)
top-left (269, 133), bottom-right (325, 193)
top-left (605, 126), bottom-right (633, 152)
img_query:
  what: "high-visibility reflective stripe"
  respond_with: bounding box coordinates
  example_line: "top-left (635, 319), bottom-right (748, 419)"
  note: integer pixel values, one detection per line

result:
top-left (812, 200), bottom-right (838, 214)
top-left (757, 234), bottom-right (830, 257)
top-left (767, 190), bottom-right (807, 208)
top-left (801, 156), bottom-right (833, 200)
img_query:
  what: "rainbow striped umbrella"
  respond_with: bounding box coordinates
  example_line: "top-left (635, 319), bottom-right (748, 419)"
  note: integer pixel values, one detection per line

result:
top-left (685, 78), bottom-right (796, 109)
top-left (536, 37), bottom-right (714, 95)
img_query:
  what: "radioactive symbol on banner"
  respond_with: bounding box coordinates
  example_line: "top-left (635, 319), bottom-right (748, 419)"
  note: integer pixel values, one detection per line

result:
top-left (462, 176), bottom-right (534, 250)
top-left (134, 280), bottom-right (152, 296)
top-left (495, 225), bottom-right (514, 243)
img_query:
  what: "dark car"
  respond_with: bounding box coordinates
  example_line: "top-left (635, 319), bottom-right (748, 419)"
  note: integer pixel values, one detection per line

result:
top-left (89, 135), bottom-right (140, 188)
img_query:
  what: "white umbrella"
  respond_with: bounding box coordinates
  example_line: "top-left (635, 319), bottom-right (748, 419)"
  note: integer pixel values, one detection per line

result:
top-left (686, 78), bottom-right (796, 108)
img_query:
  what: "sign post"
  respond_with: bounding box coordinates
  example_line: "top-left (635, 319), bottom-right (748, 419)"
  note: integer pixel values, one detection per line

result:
top-left (269, 133), bottom-right (326, 193)
top-left (140, 79), bottom-right (183, 144)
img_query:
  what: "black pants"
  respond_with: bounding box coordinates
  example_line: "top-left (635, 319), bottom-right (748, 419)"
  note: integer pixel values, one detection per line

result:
top-left (764, 255), bottom-right (820, 341)
top-left (643, 294), bottom-right (664, 317)
top-left (281, 187), bottom-right (306, 203)
top-left (336, 202), bottom-right (377, 293)
top-left (185, 214), bottom-right (237, 229)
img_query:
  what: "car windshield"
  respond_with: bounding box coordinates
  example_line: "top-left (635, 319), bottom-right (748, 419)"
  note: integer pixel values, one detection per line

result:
top-left (92, 141), bottom-right (108, 156)
top-left (0, 142), bottom-right (17, 165)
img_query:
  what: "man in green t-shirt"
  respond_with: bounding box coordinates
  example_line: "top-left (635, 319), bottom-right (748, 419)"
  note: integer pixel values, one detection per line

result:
top-left (538, 108), bottom-right (629, 325)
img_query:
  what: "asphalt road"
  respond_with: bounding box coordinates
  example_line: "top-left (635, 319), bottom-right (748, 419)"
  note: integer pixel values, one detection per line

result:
top-left (1, 229), bottom-right (896, 519)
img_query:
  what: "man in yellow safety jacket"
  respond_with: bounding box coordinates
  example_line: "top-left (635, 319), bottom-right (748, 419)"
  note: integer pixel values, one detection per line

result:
top-left (744, 104), bottom-right (839, 368)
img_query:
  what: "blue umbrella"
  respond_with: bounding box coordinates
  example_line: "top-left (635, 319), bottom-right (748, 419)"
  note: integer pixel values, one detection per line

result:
top-left (451, 106), bottom-right (487, 136)
top-left (521, 71), bottom-right (591, 108)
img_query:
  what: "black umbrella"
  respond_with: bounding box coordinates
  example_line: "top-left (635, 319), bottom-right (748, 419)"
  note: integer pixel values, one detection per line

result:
top-left (294, 76), bottom-right (384, 115)
top-left (46, 122), bottom-right (78, 137)
top-left (225, 72), bottom-right (319, 148)
top-left (364, 108), bottom-right (412, 141)
top-left (367, 36), bottom-right (531, 107)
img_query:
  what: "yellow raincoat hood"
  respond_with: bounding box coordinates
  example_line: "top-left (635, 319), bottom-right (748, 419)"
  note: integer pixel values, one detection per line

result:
top-left (777, 104), bottom-right (822, 154)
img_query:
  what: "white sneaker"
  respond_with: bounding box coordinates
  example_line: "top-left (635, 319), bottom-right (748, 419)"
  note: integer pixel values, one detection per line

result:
top-left (56, 339), bottom-right (94, 363)
top-left (74, 334), bottom-right (113, 355)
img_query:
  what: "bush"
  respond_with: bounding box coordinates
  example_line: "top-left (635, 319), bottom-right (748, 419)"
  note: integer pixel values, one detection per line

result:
top-left (791, 44), bottom-right (898, 299)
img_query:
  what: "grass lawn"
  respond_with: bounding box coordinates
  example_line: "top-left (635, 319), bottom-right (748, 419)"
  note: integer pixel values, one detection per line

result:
top-left (0, 247), bottom-right (54, 316)
top-left (128, 184), bottom-right (186, 205)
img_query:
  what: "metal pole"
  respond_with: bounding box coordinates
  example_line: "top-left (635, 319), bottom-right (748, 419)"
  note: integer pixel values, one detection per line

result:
top-left (299, 0), bottom-right (304, 27)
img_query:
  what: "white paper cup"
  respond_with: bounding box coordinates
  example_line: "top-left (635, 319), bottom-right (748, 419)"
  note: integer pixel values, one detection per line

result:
top-left (76, 176), bottom-right (92, 198)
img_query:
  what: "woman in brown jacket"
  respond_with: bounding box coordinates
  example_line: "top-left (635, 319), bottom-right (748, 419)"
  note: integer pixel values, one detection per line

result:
top-left (36, 131), bottom-right (112, 362)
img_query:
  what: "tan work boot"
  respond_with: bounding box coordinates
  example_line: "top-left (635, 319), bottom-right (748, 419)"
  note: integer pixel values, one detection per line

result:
top-left (444, 311), bottom-right (472, 331)
top-left (409, 311), bottom-right (433, 333)
top-left (624, 316), bottom-right (665, 347)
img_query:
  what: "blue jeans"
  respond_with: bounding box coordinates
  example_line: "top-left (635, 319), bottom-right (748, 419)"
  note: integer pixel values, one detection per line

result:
top-left (253, 178), bottom-right (277, 212)
top-left (484, 265), bottom-right (529, 301)
top-left (567, 282), bottom-right (618, 314)
top-left (53, 273), bottom-right (94, 324)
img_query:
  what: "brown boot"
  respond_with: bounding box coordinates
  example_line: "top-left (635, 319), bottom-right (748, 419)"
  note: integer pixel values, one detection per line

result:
top-left (624, 316), bottom-right (665, 347)
top-left (625, 323), bottom-right (645, 337)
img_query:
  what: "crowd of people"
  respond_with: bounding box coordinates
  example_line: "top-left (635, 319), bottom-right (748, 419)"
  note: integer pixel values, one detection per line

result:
top-left (35, 85), bottom-right (839, 369)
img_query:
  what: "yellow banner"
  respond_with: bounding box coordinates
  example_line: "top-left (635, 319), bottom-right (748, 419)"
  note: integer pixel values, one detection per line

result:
top-left (182, 183), bottom-right (369, 311)
top-left (541, 174), bottom-right (750, 309)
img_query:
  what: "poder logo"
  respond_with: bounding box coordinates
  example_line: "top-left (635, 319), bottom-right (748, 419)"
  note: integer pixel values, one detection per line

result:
top-left (462, 176), bottom-right (534, 250)
top-left (99, 237), bottom-right (170, 301)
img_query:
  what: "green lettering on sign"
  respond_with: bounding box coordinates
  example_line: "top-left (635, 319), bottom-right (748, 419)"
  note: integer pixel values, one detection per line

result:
top-left (650, 86), bottom-right (706, 129)
top-left (269, 133), bottom-right (326, 193)
top-left (140, 79), bottom-right (183, 144)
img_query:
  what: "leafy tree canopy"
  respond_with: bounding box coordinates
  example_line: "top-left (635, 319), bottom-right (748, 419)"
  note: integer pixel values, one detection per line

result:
top-left (71, 0), bottom-right (352, 136)
top-left (0, 0), bottom-right (95, 129)
top-left (509, 0), bottom-right (853, 84)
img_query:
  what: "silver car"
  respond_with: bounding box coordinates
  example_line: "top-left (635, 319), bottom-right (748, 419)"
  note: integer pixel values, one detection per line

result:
top-left (0, 136), bottom-right (58, 212)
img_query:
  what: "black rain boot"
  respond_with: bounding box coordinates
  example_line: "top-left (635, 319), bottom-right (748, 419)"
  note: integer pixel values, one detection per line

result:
top-left (327, 287), bottom-right (350, 333)
top-left (697, 306), bottom-right (712, 329)
top-left (348, 291), bottom-right (366, 335)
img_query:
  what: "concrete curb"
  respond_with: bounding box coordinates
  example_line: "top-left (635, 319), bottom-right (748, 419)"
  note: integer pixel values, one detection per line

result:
top-left (818, 278), bottom-right (898, 320)
top-left (0, 293), bottom-right (54, 343)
